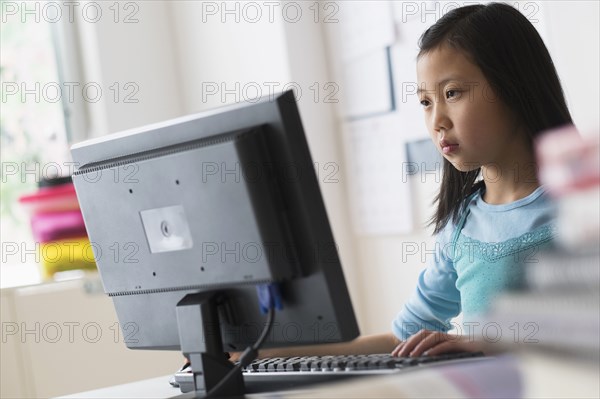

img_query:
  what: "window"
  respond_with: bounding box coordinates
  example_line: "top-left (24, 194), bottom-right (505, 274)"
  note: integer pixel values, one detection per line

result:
top-left (1, 13), bottom-right (71, 278)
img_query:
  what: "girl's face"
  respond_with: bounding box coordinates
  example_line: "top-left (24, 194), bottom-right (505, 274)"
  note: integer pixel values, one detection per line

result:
top-left (416, 45), bottom-right (526, 172)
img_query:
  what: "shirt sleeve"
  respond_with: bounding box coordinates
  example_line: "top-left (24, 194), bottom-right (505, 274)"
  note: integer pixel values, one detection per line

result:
top-left (391, 224), bottom-right (462, 341)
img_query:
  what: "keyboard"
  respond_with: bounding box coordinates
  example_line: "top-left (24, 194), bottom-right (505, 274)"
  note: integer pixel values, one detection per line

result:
top-left (174, 352), bottom-right (486, 393)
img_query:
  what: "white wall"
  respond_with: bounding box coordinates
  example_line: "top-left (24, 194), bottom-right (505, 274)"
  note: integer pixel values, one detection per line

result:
top-left (67, 1), bottom-right (185, 139)
top-left (167, 1), bottom-right (291, 113)
top-left (543, 1), bottom-right (600, 134)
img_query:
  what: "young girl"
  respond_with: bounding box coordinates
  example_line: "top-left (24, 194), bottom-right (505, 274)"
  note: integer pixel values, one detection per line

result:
top-left (249, 2), bottom-right (574, 360)
top-left (389, 1), bottom-right (573, 357)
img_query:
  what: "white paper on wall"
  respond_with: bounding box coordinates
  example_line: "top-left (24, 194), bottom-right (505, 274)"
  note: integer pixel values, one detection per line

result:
top-left (340, 49), bottom-right (393, 120)
top-left (335, 1), bottom-right (396, 63)
top-left (342, 113), bottom-right (414, 235)
top-left (389, 41), bottom-right (429, 141)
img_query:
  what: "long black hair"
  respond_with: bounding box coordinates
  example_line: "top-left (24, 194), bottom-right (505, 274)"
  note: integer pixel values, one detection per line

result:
top-left (419, 2), bottom-right (573, 234)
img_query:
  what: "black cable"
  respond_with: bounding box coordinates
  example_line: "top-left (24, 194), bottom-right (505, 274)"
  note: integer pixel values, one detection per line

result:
top-left (205, 306), bottom-right (275, 398)
top-left (252, 305), bottom-right (275, 350)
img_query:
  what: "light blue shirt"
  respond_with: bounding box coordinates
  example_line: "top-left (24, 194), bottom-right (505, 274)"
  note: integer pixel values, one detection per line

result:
top-left (392, 186), bottom-right (557, 341)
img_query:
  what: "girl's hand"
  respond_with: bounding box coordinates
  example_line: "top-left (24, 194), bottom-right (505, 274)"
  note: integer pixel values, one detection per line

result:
top-left (391, 329), bottom-right (484, 357)
top-left (228, 351), bottom-right (241, 363)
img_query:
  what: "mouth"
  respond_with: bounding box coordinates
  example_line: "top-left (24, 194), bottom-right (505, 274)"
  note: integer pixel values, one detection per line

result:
top-left (439, 139), bottom-right (459, 155)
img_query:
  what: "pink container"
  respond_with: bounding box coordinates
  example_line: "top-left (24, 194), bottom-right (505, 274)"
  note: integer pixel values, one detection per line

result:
top-left (18, 183), bottom-right (80, 215)
top-left (30, 210), bottom-right (88, 243)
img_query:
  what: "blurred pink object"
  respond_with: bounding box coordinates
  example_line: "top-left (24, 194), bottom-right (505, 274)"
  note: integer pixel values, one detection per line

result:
top-left (18, 183), bottom-right (80, 214)
top-left (30, 210), bottom-right (87, 243)
top-left (536, 124), bottom-right (600, 250)
top-left (536, 124), bottom-right (600, 196)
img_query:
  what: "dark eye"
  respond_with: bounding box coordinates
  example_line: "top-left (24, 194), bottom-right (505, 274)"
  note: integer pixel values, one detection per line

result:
top-left (419, 99), bottom-right (430, 107)
top-left (446, 89), bottom-right (460, 99)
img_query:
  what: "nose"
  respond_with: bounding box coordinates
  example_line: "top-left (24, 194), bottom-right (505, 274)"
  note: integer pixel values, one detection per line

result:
top-left (431, 103), bottom-right (451, 134)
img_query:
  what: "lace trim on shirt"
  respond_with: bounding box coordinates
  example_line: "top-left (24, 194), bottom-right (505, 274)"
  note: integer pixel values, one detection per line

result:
top-left (455, 224), bottom-right (557, 262)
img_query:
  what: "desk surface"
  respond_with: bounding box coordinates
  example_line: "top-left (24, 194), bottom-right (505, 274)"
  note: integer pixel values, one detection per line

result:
top-left (58, 375), bottom-right (185, 399)
top-left (59, 352), bottom-right (600, 399)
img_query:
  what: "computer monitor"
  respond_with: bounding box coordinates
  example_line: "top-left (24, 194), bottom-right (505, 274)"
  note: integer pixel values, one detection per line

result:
top-left (70, 90), bottom-right (359, 397)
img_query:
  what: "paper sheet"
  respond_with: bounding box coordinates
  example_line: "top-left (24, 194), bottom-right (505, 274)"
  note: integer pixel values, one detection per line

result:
top-left (335, 1), bottom-right (396, 63)
top-left (342, 113), bottom-right (414, 235)
top-left (340, 49), bottom-right (394, 120)
top-left (389, 41), bottom-right (429, 141)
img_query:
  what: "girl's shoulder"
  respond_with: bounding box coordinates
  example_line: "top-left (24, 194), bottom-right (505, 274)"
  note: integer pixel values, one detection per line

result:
top-left (433, 217), bottom-right (459, 247)
top-left (472, 186), bottom-right (551, 213)
top-left (432, 186), bottom-right (484, 246)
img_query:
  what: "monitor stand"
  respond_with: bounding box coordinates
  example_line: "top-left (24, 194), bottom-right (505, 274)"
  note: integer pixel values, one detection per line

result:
top-left (176, 292), bottom-right (245, 398)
